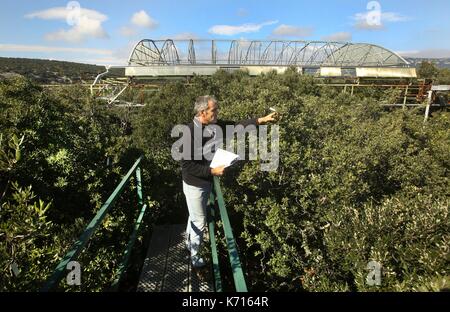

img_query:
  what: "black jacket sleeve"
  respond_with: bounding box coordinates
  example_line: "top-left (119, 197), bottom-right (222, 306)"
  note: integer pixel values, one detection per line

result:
top-left (181, 159), bottom-right (212, 178)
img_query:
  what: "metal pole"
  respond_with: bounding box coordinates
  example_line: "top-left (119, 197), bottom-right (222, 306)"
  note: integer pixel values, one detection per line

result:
top-left (136, 166), bottom-right (143, 208)
top-left (207, 193), bottom-right (222, 292)
top-left (424, 90), bottom-right (433, 122)
top-left (212, 40), bottom-right (216, 64)
top-left (403, 85), bottom-right (409, 108)
top-left (213, 177), bottom-right (247, 292)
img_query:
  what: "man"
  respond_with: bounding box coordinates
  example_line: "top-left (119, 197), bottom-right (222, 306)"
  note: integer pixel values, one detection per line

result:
top-left (181, 95), bottom-right (276, 268)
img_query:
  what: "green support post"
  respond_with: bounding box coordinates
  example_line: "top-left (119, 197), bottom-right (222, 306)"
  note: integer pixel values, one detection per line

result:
top-left (207, 193), bottom-right (222, 292)
top-left (213, 177), bottom-right (247, 292)
top-left (136, 166), bottom-right (143, 208)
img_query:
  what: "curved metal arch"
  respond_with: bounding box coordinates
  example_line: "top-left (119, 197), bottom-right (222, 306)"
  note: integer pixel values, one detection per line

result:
top-left (357, 44), bottom-right (374, 66)
top-left (275, 41), bottom-right (294, 65)
top-left (322, 42), bottom-right (342, 65)
top-left (303, 42), bottom-right (328, 66)
top-left (288, 41), bottom-right (311, 65)
top-left (368, 43), bottom-right (410, 66)
top-left (228, 40), bottom-right (253, 65)
top-left (128, 39), bottom-right (411, 67)
top-left (160, 39), bottom-right (180, 65)
top-left (323, 43), bottom-right (409, 67)
top-left (243, 41), bottom-right (263, 65)
top-left (228, 40), bottom-right (240, 64)
top-left (188, 39), bottom-right (196, 64)
top-left (337, 44), bottom-right (370, 66)
top-left (128, 39), bottom-right (163, 66)
top-left (128, 40), bottom-right (144, 66)
top-left (260, 41), bottom-right (277, 65)
top-left (335, 43), bottom-right (351, 67)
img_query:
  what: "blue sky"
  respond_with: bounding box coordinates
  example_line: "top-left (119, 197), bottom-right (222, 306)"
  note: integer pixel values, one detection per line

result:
top-left (0, 0), bottom-right (449, 65)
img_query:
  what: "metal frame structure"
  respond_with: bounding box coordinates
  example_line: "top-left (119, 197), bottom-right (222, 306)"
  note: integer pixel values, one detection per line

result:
top-left (128, 39), bottom-right (410, 67)
top-left (42, 156), bottom-right (248, 292)
top-left (91, 39), bottom-right (419, 106)
top-left (424, 85), bottom-right (450, 122)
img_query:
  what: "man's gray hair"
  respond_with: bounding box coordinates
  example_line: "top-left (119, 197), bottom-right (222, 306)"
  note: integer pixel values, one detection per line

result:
top-left (194, 95), bottom-right (217, 115)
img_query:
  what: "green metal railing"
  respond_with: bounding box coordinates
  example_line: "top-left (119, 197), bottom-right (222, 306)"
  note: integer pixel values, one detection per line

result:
top-left (41, 156), bottom-right (147, 291)
top-left (41, 157), bottom-right (247, 292)
top-left (207, 176), bottom-right (248, 292)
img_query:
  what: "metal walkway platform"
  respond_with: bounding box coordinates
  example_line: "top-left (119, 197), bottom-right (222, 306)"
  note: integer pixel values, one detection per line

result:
top-left (137, 224), bottom-right (214, 292)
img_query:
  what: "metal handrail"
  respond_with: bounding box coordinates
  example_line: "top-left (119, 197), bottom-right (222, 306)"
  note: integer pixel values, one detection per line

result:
top-left (41, 156), bottom-right (146, 291)
top-left (208, 176), bottom-right (248, 292)
top-left (207, 193), bottom-right (222, 292)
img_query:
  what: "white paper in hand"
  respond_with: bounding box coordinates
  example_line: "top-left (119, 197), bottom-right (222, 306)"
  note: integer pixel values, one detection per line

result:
top-left (210, 148), bottom-right (240, 168)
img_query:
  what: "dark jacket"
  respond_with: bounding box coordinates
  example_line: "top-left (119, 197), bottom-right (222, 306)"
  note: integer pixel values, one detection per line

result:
top-left (181, 117), bottom-right (258, 187)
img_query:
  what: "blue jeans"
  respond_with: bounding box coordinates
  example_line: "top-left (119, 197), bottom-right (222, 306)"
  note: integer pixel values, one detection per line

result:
top-left (183, 181), bottom-right (211, 265)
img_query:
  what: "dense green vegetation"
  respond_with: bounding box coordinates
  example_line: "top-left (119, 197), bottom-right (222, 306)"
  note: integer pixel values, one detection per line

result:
top-left (406, 57), bottom-right (450, 70)
top-left (1, 66), bottom-right (449, 291)
top-left (0, 78), bottom-right (158, 291)
top-left (417, 60), bottom-right (450, 84)
top-left (0, 57), bottom-right (104, 84)
top-left (0, 56), bottom-right (448, 85)
top-left (0, 57), bottom-right (124, 84)
top-left (133, 69), bottom-right (449, 291)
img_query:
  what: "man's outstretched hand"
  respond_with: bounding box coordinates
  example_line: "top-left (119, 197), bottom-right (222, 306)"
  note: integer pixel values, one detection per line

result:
top-left (211, 165), bottom-right (225, 176)
top-left (257, 112), bottom-right (277, 124)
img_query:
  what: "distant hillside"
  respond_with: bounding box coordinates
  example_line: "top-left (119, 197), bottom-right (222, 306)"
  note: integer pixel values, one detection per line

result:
top-left (405, 57), bottom-right (450, 69)
top-left (0, 56), bottom-right (449, 84)
top-left (0, 57), bottom-right (124, 84)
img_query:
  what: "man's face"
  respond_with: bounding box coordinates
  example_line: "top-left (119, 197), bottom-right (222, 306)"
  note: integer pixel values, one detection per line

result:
top-left (202, 101), bottom-right (218, 124)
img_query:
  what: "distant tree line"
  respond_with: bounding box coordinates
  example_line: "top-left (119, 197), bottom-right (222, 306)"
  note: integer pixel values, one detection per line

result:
top-left (0, 57), bottom-right (449, 85)
top-left (0, 57), bottom-right (124, 84)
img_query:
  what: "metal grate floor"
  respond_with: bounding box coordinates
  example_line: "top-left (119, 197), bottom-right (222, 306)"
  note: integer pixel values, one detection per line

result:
top-left (137, 224), bottom-right (213, 292)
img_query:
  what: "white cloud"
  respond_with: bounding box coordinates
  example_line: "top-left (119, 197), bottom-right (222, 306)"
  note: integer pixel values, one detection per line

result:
top-left (209, 20), bottom-right (278, 36)
top-left (353, 11), bottom-right (411, 30)
top-left (382, 12), bottom-right (411, 22)
top-left (25, 6), bottom-right (108, 43)
top-left (25, 7), bottom-right (107, 21)
top-left (131, 10), bottom-right (158, 29)
top-left (322, 32), bottom-right (352, 42)
top-left (397, 49), bottom-right (450, 58)
top-left (170, 32), bottom-right (200, 40)
top-left (119, 26), bottom-right (137, 37)
top-left (119, 10), bottom-right (158, 38)
top-left (44, 16), bottom-right (108, 42)
top-left (0, 43), bottom-right (112, 55)
top-left (271, 24), bottom-right (313, 38)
